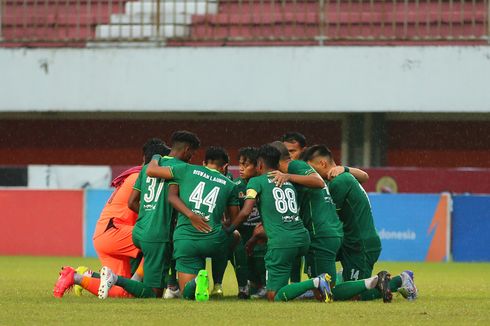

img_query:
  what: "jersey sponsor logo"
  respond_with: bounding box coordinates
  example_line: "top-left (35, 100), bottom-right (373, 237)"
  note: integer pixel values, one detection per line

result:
top-left (143, 203), bottom-right (156, 210)
top-left (192, 169), bottom-right (227, 185)
top-left (243, 207), bottom-right (261, 226)
top-left (282, 214), bottom-right (300, 223)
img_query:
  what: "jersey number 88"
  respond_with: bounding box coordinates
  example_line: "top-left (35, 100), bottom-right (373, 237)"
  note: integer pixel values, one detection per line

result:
top-left (272, 187), bottom-right (297, 214)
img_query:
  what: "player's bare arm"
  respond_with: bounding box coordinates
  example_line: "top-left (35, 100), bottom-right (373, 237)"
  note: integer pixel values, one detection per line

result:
top-left (328, 166), bottom-right (369, 184)
top-left (167, 184), bottom-right (211, 233)
top-left (230, 198), bottom-right (256, 230)
top-left (268, 170), bottom-right (324, 188)
top-left (245, 223), bottom-right (267, 256)
top-left (145, 156), bottom-right (174, 179)
top-left (128, 189), bottom-right (141, 213)
top-left (225, 205), bottom-right (240, 226)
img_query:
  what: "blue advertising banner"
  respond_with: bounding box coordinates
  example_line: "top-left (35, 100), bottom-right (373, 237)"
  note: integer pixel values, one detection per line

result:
top-left (369, 194), bottom-right (450, 262)
top-left (84, 189), bottom-right (112, 257)
top-left (452, 195), bottom-right (490, 262)
top-left (82, 191), bottom-right (451, 261)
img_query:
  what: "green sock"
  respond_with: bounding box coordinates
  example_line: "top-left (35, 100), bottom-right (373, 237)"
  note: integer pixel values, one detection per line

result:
top-left (182, 279), bottom-right (197, 300)
top-left (167, 259), bottom-right (178, 288)
top-left (249, 256), bottom-right (266, 287)
top-left (256, 258), bottom-right (266, 286)
top-left (336, 271), bottom-right (344, 284)
top-left (289, 256), bottom-right (302, 283)
top-left (359, 275), bottom-right (402, 301)
top-left (274, 279), bottom-right (315, 302)
top-left (115, 276), bottom-right (157, 298)
top-left (211, 255), bottom-right (228, 285)
top-left (332, 280), bottom-right (368, 301)
top-left (232, 243), bottom-right (250, 287)
top-left (130, 252), bottom-right (143, 275)
top-left (92, 272), bottom-right (100, 278)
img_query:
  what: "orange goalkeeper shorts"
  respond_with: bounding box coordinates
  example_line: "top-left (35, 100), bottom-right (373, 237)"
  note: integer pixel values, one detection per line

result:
top-left (93, 223), bottom-right (140, 278)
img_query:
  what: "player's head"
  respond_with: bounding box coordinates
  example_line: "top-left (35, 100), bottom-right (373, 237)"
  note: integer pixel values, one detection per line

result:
top-left (256, 144), bottom-right (281, 174)
top-left (170, 130), bottom-right (201, 162)
top-left (142, 138), bottom-right (170, 164)
top-left (238, 147), bottom-right (259, 180)
top-left (302, 144), bottom-right (335, 179)
top-left (282, 132), bottom-right (306, 160)
top-left (270, 141), bottom-right (291, 173)
top-left (204, 146), bottom-right (229, 175)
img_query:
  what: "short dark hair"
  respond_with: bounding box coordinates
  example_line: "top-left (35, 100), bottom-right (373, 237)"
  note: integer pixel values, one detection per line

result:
top-left (143, 138), bottom-right (170, 164)
top-left (238, 147), bottom-right (259, 166)
top-left (270, 141), bottom-right (291, 161)
top-left (282, 132), bottom-right (306, 148)
top-left (302, 144), bottom-right (333, 162)
top-left (204, 146), bottom-right (229, 167)
top-left (170, 130), bottom-right (201, 150)
top-left (257, 144), bottom-right (281, 170)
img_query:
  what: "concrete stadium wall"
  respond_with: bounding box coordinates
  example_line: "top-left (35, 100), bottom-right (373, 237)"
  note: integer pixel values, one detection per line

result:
top-left (2, 189), bottom-right (488, 261)
top-left (0, 47), bottom-right (490, 112)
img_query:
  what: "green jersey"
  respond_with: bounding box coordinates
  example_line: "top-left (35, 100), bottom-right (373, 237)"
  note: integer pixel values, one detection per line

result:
top-left (287, 160), bottom-right (314, 210)
top-left (235, 177), bottom-right (261, 227)
top-left (132, 156), bottom-right (184, 243)
top-left (225, 171), bottom-right (234, 180)
top-left (246, 174), bottom-right (309, 250)
top-left (288, 160), bottom-right (343, 239)
top-left (328, 173), bottom-right (381, 252)
top-left (171, 164), bottom-right (239, 241)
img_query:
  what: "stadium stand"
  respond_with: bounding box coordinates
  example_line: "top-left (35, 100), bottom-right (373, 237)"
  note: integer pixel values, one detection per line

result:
top-left (0, 0), bottom-right (488, 46)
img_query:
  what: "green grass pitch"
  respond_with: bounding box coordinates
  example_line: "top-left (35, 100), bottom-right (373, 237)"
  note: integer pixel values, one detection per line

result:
top-left (1, 256), bottom-right (490, 325)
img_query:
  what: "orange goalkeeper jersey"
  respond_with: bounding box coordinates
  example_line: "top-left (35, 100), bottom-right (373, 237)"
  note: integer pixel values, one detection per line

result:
top-left (93, 172), bottom-right (139, 239)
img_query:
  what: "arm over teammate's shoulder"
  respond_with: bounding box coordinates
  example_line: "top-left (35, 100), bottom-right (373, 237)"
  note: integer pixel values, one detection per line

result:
top-left (286, 160), bottom-right (324, 188)
top-left (146, 155), bottom-right (175, 179)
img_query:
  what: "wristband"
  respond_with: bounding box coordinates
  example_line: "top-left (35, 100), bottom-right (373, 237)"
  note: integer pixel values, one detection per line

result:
top-left (344, 166), bottom-right (350, 173)
top-left (151, 154), bottom-right (161, 161)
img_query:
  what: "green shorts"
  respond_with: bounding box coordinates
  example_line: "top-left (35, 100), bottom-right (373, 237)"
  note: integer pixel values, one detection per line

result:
top-left (339, 246), bottom-right (381, 281)
top-left (305, 236), bottom-right (342, 284)
top-left (174, 231), bottom-right (228, 275)
top-left (133, 237), bottom-right (170, 289)
top-left (265, 243), bottom-right (309, 292)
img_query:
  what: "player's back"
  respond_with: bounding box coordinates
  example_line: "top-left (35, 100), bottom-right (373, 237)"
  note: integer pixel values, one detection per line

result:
top-left (93, 172), bottom-right (138, 239)
top-left (133, 156), bottom-right (185, 243)
top-left (329, 173), bottom-right (380, 251)
top-left (247, 174), bottom-right (309, 249)
top-left (301, 184), bottom-right (344, 239)
top-left (173, 164), bottom-right (237, 240)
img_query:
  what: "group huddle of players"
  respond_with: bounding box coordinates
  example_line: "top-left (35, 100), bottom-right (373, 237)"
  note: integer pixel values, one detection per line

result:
top-left (53, 130), bottom-right (418, 302)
